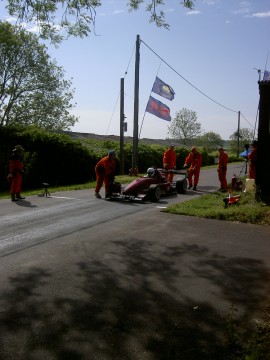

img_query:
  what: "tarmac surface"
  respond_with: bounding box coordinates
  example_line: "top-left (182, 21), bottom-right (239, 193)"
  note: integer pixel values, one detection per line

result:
top-left (0, 165), bottom-right (270, 359)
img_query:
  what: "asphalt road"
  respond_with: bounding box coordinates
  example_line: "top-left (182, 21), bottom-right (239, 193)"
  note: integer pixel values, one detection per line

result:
top-left (0, 164), bottom-right (269, 359)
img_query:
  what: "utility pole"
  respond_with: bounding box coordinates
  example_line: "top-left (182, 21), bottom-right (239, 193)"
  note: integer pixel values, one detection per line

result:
top-left (120, 77), bottom-right (125, 175)
top-left (256, 80), bottom-right (270, 204)
top-left (237, 111), bottom-right (240, 158)
top-left (132, 34), bottom-right (140, 173)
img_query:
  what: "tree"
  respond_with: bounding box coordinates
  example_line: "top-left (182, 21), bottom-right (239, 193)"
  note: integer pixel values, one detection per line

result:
top-left (196, 131), bottom-right (224, 152)
top-left (167, 108), bottom-right (201, 145)
top-left (2, 1), bottom-right (195, 44)
top-left (228, 127), bottom-right (254, 154)
top-left (0, 21), bottom-right (78, 130)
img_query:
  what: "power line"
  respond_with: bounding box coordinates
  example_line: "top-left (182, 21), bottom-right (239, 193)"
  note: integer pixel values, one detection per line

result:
top-left (240, 112), bottom-right (255, 128)
top-left (108, 37), bottom-right (256, 137)
top-left (140, 38), bottom-right (239, 114)
top-left (106, 44), bottom-right (135, 135)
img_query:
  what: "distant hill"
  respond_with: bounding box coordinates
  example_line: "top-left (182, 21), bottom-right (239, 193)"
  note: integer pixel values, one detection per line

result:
top-left (64, 131), bottom-right (181, 147)
top-left (64, 131), bottom-right (228, 149)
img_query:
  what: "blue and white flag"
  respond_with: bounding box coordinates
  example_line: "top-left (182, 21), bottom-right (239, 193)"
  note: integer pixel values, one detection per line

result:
top-left (146, 96), bottom-right (171, 121)
top-left (263, 70), bottom-right (270, 81)
top-left (152, 76), bottom-right (175, 101)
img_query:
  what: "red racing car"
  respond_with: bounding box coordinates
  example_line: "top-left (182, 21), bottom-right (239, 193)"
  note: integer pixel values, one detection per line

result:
top-left (108, 167), bottom-right (188, 202)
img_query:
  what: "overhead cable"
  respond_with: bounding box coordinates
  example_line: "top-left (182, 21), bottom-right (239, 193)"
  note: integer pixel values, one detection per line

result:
top-left (141, 39), bottom-right (239, 114)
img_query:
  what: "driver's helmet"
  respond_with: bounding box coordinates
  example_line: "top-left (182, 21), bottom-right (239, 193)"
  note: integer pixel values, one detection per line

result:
top-left (147, 167), bottom-right (156, 178)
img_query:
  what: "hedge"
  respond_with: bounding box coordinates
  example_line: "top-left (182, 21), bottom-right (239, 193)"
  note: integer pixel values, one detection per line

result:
top-left (0, 126), bottom-right (235, 192)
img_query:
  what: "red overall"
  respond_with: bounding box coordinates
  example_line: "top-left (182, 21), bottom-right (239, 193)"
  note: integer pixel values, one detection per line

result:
top-left (9, 158), bottom-right (23, 196)
top-left (218, 151), bottom-right (228, 190)
top-left (95, 155), bottom-right (116, 194)
top-left (184, 151), bottom-right (202, 187)
top-left (163, 148), bottom-right (176, 182)
top-left (248, 147), bottom-right (257, 180)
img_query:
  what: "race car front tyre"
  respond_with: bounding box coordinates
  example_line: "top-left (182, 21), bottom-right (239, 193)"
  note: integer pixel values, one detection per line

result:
top-left (149, 185), bottom-right (161, 202)
top-left (176, 178), bottom-right (187, 194)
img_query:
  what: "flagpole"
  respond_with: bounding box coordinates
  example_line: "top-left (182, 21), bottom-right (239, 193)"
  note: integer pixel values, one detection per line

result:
top-left (132, 34), bottom-right (140, 173)
top-left (139, 62), bottom-right (162, 139)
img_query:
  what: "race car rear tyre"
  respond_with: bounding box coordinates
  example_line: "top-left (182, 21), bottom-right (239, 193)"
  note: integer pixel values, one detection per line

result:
top-left (176, 178), bottom-right (187, 194)
top-left (149, 185), bottom-right (161, 202)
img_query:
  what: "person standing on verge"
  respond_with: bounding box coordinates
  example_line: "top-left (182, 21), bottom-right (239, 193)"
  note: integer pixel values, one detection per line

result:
top-left (183, 147), bottom-right (202, 191)
top-left (8, 145), bottom-right (25, 202)
top-left (217, 146), bottom-right (228, 191)
top-left (163, 144), bottom-right (176, 182)
top-left (248, 140), bottom-right (258, 180)
top-left (95, 150), bottom-right (116, 199)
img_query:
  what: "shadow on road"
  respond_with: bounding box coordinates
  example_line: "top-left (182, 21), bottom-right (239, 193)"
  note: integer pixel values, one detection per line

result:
top-left (15, 199), bottom-right (38, 208)
top-left (0, 240), bottom-right (270, 359)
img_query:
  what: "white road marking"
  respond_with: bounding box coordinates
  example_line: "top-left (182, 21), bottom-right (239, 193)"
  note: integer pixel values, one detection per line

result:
top-left (48, 196), bottom-right (79, 200)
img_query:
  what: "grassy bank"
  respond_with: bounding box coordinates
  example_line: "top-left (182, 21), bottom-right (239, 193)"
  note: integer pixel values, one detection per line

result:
top-left (164, 190), bottom-right (270, 226)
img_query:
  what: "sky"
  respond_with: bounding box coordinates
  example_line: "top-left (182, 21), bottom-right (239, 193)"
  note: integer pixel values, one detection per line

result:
top-left (2, 0), bottom-right (270, 140)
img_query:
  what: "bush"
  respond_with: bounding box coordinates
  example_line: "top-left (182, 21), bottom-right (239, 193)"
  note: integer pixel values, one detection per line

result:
top-left (0, 127), bottom-right (219, 191)
top-left (0, 126), bottom-right (95, 190)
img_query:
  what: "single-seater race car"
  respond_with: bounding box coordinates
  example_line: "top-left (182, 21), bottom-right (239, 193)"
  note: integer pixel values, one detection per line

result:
top-left (108, 167), bottom-right (188, 202)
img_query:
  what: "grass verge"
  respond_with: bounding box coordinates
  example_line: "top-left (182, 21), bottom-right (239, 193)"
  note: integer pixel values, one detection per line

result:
top-left (0, 175), bottom-right (137, 200)
top-left (163, 190), bottom-right (270, 226)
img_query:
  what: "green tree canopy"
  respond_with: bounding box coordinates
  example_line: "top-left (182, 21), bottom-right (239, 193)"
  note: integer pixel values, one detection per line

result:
top-left (229, 127), bottom-right (254, 154)
top-left (167, 108), bottom-right (202, 145)
top-left (2, 0), bottom-right (195, 44)
top-left (196, 131), bottom-right (224, 152)
top-left (0, 21), bottom-right (78, 130)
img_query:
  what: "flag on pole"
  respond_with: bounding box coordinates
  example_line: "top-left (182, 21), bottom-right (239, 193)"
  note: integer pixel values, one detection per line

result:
top-left (152, 76), bottom-right (175, 101)
top-left (263, 70), bottom-right (270, 81)
top-left (146, 96), bottom-right (171, 121)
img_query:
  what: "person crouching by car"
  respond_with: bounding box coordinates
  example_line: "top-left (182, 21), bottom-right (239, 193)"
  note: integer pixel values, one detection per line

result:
top-left (163, 144), bottom-right (176, 182)
top-left (95, 150), bottom-right (116, 199)
top-left (183, 147), bottom-right (202, 191)
top-left (8, 144), bottom-right (25, 202)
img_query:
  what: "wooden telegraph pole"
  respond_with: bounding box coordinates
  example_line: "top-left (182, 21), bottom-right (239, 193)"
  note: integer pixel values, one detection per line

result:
top-left (132, 35), bottom-right (140, 174)
top-left (256, 80), bottom-right (270, 204)
top-left (120, 77), bottom-right (125, 175)
top-left (237, 111), bottom-right (240, 158)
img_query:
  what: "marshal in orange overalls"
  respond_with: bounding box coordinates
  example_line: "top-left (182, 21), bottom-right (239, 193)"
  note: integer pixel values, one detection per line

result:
top-left (248, 140), bottom-right (258, 180)
top-left (163, 144), bottom-right (176, 182)
top-left (8, 145), bottom-right (25, 201)
top-left (95, 150), bottom-right (116, 198)
top-left (184, 147), bottom-right (202, 191)
top-left (218, 147), bottom-right (228, 190)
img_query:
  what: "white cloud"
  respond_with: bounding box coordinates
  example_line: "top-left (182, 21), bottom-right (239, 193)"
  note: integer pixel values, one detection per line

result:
top-left (97, 9), bottom-right (124, 17)
top-left (164, 8), bottom-right (174, 13)
top-left (113, 9), bottom-right (125, 15)
top-left (251, 11), bottom-right (270, 18)
top-left (22, 23), bottom-right (40, 33)
top-left (202, 0), bottom-right (216, 5)
top-left (239, 1), bottom-right (250, 6)
top-left (5, 16), bottom-right (17, 23)
top-left (4, 16), bottom-right (41, 34)
top-left (232, 1), bottom-right (251, 16)
top-left (232, 8), bottom-right (250, 15)
top-left (186, 10), bottom-right (202, 16)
